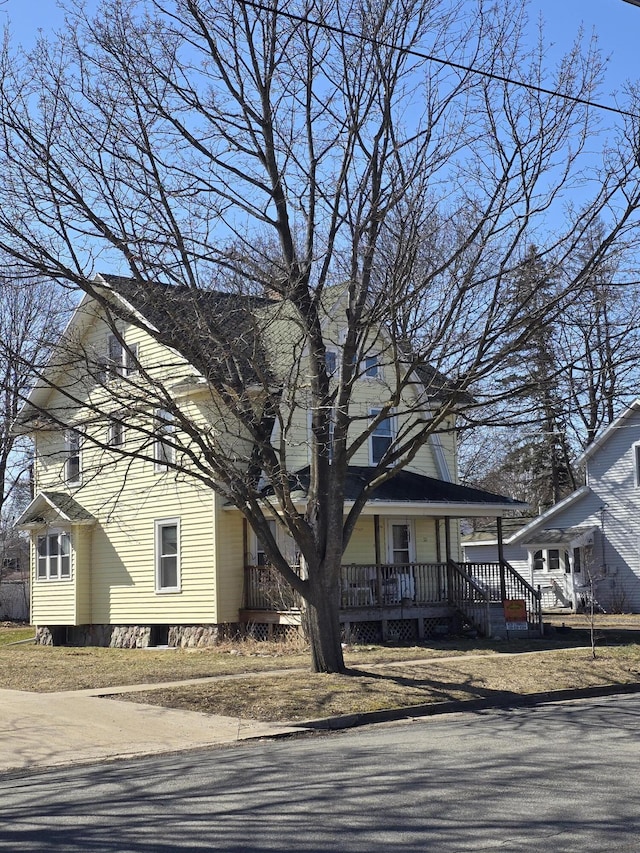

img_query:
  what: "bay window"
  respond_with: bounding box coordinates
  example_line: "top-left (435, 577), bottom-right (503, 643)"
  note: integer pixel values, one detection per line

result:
top-left (37, 531), bottom-right (71, 580)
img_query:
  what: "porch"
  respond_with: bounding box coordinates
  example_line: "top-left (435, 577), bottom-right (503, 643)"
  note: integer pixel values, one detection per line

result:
top-left (241, 559), bottom-right (543, 642)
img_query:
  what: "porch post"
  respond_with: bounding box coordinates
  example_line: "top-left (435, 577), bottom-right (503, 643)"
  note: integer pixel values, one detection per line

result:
top-left (444, 517), bottom-right (453, 606)
top-left (444, 517), bottom-right (452, 562)
top-left (497, 516), bottom-right (507, 600)
top-left (374, 515), bottom-right (382, 607)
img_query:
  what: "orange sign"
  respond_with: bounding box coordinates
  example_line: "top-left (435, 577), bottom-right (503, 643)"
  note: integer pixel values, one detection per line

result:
top-left (503, 599), bottom-right (527, 622)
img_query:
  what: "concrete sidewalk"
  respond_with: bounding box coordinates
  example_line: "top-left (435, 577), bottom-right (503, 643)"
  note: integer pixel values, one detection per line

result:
top-left (0, 687), bottom-right (305, 774)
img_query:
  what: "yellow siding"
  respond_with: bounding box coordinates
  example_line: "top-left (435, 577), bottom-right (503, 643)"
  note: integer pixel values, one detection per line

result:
top-left (343, 518), bottom-right (377, 564)
top-left (213, 502), bottom-right (245, 623)
top-left (29, 292), bottom-right (460, 628)
top-left (30, 534), bottom-right (77, 625)
top-left (75, 526), bottom-right (92, 623)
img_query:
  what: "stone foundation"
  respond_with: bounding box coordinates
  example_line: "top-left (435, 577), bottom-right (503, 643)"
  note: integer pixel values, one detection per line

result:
top-left (35, 623), bottom-right (241, 648)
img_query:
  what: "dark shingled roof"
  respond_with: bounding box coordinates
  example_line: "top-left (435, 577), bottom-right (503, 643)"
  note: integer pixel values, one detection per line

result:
top-left (99, 275), bottom-right (275, 389)
top-left (18, 491), bottom-right (95, 525)
top-left (266, 466), bottom-right (524, 507)
top-left (100, 276), bottom-right (467, 402)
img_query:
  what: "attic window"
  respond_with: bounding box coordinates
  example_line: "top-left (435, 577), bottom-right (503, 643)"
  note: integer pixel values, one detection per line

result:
top-left (635, 443), bottom-right (640, 487)
top-left (107, 335), bottom-right (138, 379)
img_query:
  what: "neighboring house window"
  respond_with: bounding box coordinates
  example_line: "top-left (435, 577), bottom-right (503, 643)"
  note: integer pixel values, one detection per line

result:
top-left (108, 421), bottom-right (125, 447)
top-left (37, 531), bottom-right (71, 580)
top-left (547, 549), bottom-right (560, 571)
top-left (573, 547), bottom-right (582, 574)
top-left (154, 409), bottom-right (175, 469)
top-left (533, 550), bottom-right (544, 571)
top-left (107, 335), bottom-right (139, 379)
top-left (65, 430), bottom-right (81, 484)
top-left (635, 443), bottom-right (640, 486)
top-left (370, 409), bottom-right (394, 465)
top-left (155, 519), bottom-right (180, 592)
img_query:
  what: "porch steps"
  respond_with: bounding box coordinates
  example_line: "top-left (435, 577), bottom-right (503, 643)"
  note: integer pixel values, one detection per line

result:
top-left (487, 602), bottom-right (508, 639)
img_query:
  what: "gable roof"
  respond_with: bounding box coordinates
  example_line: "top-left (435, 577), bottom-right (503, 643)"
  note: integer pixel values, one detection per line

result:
top-left (16, 491), bottom-right (96, 528)
top-left (96, 274), bottom-right (276, 390)
top-left (507, 486), bottom-right (592, 544)
top-left (259, 466), bottom-right (526, 516)
top-left (577, 399), bottom-right (640, 465)
top-left (518, 524), bottom-right (598, 548)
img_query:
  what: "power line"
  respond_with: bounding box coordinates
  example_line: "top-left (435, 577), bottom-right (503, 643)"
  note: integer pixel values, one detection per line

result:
top-left (240, 0), bottom-right (640, 121)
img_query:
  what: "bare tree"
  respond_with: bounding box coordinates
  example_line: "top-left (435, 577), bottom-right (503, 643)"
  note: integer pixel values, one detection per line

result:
top-left (0, 275), bottom-right (65, 573)
top-left (461, 225), bottom-right (640, 509)
top-left (1, 0), bottom-right (640, 671)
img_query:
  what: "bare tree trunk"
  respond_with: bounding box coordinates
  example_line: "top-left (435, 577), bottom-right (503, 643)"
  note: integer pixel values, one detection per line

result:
top-left (306, 568), bottom-right (345, 674)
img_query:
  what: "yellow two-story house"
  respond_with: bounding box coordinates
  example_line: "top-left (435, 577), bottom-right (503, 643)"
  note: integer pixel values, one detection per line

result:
top-left (16, 275), bottom-right (537, 646)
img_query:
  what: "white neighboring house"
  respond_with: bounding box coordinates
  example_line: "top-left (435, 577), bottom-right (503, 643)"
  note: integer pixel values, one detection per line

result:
top-left (463, 400), bottom-right (640, 613)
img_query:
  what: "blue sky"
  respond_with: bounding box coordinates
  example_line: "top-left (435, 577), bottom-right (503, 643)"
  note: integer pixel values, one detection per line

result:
top-left (4, 1), bottom-right (639, 101)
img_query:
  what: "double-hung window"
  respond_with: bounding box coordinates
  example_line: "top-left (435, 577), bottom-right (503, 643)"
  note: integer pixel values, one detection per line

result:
top-left (107, 335), bottom-right (139, 379)
top-left (37, 531), bottom-right (71, 580)
top-left (325, 350), bottom-right (338, 378)
top-left (65, 430), bottom-right (81, 484)
top-left (154, 409), bottom-right (175, 470)
top-left (370, 409), bottom-right (394, 465)
top-left (108, 420), bottom-right (125, 447)
top-left (155, 519), bottom-right (180, 592)
top-left (363, 354), bottom-right (381, 379)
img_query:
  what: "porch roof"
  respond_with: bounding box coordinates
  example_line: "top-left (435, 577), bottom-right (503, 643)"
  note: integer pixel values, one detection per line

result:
top-left (518, 524), bottom-right (598, 548)
top-left (260, 466), bottom-right (525, 516)
top-left (16, 491), bottom-right (96, 528)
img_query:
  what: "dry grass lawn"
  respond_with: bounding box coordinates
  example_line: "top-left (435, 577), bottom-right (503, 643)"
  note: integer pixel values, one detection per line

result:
top-left (3, 616), bottom-right (640, 722)
top-left (118, 645), bottom-right (640, 722)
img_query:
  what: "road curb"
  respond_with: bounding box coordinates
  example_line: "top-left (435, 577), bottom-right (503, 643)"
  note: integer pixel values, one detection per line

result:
top-left (298, 681), bottom-right (640, 731)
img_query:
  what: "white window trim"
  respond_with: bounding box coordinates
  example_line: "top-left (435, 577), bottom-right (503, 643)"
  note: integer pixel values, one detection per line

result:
top-left (107, 334), bottom-right (139, 380)
top-left (369, 408), bottom-right (395, 466)
top-left (154, 409), bottom-right (175, 471)
top-left (362, 353), bottom-right (382, 380)
top-left (325, 349), bottom-right (339, 378)
top-left (385, 519), bottom-right (416, 564)
top-left (36, 529), bottom-right (72, 581)
top-left (155, 518), bottom-right (181, 593)
top-left (108, 420), bottom-right (126, 448)
top-left (634, 442), bottom-right (640, 487)
top-left (65, 430), bottom-right (82, 485)
top-left (531, 547), bottom-right (563, 573)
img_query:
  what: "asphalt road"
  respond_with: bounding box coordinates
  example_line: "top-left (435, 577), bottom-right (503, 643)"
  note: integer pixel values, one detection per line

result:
top-left (2, 693), bottom-right (640, 852)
